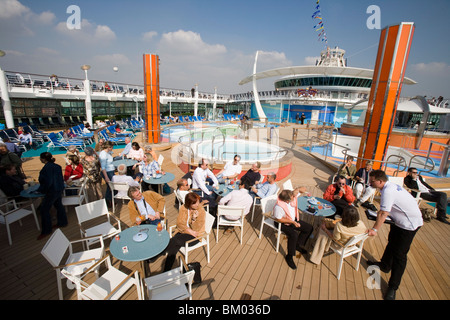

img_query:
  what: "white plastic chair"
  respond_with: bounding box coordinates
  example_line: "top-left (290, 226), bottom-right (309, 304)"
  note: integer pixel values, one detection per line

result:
top-left (62, 178), bottom-right (88, 208)
top-left (258, 194), bottom-right (284, 252)
top-left (108, 181), bottom-right (135, 214)
top-left (0, 199), bottom-right (39, 245)
top-left (61, 255), bottom-right (142, 300)
top-left (282, 179), bottom-right (293, 191)
top-left (216, 205), bottom-right (245, 244)
top-left (169, 212), bottom-right (215, 264)
top-left (251, 185), bottom-right (279, 222)
top-left (41, 228), bottom-right (105, 300)
top-left (329, 233), bottom-right (369, 280)
top-left (157, 154), bottom-right (164, 167)
top-left (75, 199), bottom-right (122, 249)
top-left (144, 257), bottom-right (195, 300)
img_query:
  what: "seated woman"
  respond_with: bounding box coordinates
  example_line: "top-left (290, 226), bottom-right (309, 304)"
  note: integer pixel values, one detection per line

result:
top-left (64, 155), bottom-right (84, 195)
top-left (163, 192), bottom-right (205, 271)
top-left (64, 155), bottom-right (83, 184)
top-left (133, 152), bottom-right (162, 192)
top-left (309, 206), bottom-right (367, 265)
top-left (126, 142), bottom-right (145, 161)
top-left (272, 189), bottom-right (314, 270)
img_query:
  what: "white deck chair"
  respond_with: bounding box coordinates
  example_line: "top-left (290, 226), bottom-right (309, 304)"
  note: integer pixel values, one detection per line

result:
top-left (329, 233), bottom-right (369, 280)
top-left (216, 205), bottom-right (245, 244)
top-left (251, 185), bottom-right (279, 222)
top-left (108, 181), bottom-right (137, 214)
top-left (157, 154), bottom-right (164, 167)
top-left (258, 194), bottom-right (284, 252)
top-left (145, 257), bottom-right (195, 300)
top-left (41, 228), bottom-right (105, 300)
top-left (169, 212), bottom-right (215, 264)
top-left (75, 199), bottom-right (122, 249)
top-left (62, 178), bottom-right (88, 208)
top-left (61, 255), bottom-right (142, 300)
top-left (282, 179), bottom-right (293, 191)
top-left (0, 199), bottom-right (39, 245)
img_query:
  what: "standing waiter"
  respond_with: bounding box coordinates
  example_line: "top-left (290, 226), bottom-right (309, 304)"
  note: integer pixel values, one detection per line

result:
top-left (366, 170), bottom-right (423, 300)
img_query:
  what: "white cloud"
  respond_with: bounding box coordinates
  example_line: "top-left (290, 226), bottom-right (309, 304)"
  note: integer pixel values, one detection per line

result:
top-left (55, 19), bottom-right (116, 44)
top-left (410, 62), bottom-right (450, 75)
top-left (93, 53), bottom-right (131, 66)
top-left (142, 31), bottom-right (158, 41)
top-left (34, 11), bottom-right (56, 25)
top-left (159, 30), bottom-right (226, 57)
top-left (0, 0), bottom-right (29, 19)
top-left (304, 56), bottom-right (319, 65)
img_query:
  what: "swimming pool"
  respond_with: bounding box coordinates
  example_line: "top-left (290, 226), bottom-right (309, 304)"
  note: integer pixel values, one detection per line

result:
top-left (192, 138), bottom-right (286, 164)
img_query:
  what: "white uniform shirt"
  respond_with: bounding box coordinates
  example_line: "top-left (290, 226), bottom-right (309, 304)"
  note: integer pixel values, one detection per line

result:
top-left (380, 181), bottom-right (423, 231)
top-left (192, 167), bottom-right (218, 195)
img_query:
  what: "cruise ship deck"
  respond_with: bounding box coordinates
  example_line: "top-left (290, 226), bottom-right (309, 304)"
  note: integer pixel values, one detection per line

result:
top-left (0, 123), bottom-right (449, 301)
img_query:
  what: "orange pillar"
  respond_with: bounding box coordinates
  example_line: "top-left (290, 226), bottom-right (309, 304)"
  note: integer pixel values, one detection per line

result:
top-left (357, 22), bottom-right (415, 170)
top-left (143, 54), bottom-right (161, 144)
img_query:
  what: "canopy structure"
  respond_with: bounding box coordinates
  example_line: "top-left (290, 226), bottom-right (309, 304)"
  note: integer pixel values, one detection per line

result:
top-left (239, 65), bottom-right (417, 86)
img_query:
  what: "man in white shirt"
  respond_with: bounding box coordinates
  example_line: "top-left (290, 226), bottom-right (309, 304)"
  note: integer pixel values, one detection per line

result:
top-left (192, 158), bottom-right (219, 195)
top-left (216, 155), bottom-right (242, 183)
top-left (367, 170), bottom-right (423, 300)
top-left (218, 176), bottom-right (253, 234)
top-left (192, 158), bottom-right (219, 213)
top-left (111, 164), bottom-right (140, 198)
top-left (175, 178), bottom-right (191, 206)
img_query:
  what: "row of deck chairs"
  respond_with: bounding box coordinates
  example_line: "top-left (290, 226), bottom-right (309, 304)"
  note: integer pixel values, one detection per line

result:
top-left (14, 116), bottom-right (86, 129)
top-left (223, 114), bottom-right (241, 121)
top-left (176, 115), bottom-right (206, 123)
top-left (0, 125), bottom-right (47, 154)
top-left (120, 119), bottom-right (144, 132)
top-left (47, 123), bottom-right (94, 151)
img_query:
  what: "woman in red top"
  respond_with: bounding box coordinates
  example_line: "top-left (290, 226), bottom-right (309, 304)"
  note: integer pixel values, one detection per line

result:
top-left (64, 155), bottom-right (84, 183)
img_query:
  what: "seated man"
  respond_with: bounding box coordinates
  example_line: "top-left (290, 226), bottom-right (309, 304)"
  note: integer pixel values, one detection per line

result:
top-left (250, 172), bottom-right (278, 201)
top-left (216, 155), bottom-right (242, 183)
top-left (337, 155), bottom-right (356, 185)
top-left (111, 164), bottom-right (140, 198)
top-left (404, 167), bottom-right (449, 224)
top-left (218, 176), bottom-right (253, 234)
top-left (192, 158), bottom-right (219, 209)
top-left (240, 161), bottom-right (262, 187)
top-left (0, 164), bottom-right (26, 199)
top-left (127, 186), bottom-right (165, 226)
top-left (113, 137), bottom-right (132, 160)
top-left (353, 161), bottom-right (377, 209)
top-left (18, 130), bottom-right (34, 150)
top-left (323, 175), bottom-right (356, 218)
top-left (175, 178), bottom-right (191, 207)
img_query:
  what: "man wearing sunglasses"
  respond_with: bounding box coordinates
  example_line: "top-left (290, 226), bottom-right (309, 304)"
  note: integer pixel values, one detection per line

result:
top-left (323, 175), bottom-right (355, 219)
top-left (404, 167), bottom-right (449, 224)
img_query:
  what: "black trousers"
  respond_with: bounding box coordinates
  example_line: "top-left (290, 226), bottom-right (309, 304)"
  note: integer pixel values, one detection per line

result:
top-left (276, 220), bottom-right (313, 256)
top-left (331, 198), bottom-right (351, 218)
top-left (163, 233), bottom-right (199, 271)
top-left (419, 191), bottom-right (448, 219)
top-left (379, 224), bottom-right (420, 290)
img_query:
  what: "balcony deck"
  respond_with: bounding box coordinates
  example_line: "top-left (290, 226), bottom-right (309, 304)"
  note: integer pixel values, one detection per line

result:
top-left (0, 124), bottom-right (449, 301)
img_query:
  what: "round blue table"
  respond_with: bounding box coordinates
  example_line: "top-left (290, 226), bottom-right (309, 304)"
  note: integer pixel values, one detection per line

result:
top-left (213, 182), bottom-right (239, 197)
top-left (298, 196), bottom-right (336, 217)
top-left (112, 158), bottom-right (138, 168)
top-left (20, 184), bottom-right (45, 198)
top-left (110, 225), bottom-right (170, 280)
top-left (142, 172), bottom-right (175, 194)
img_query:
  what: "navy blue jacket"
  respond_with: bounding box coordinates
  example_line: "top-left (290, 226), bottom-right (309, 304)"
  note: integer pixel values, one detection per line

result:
top-left (37, 161), bottom-right (65, 195)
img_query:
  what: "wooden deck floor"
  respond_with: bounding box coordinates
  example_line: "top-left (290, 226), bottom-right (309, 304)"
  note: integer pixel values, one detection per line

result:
top-left (0, 125), bottom-right (449, 301)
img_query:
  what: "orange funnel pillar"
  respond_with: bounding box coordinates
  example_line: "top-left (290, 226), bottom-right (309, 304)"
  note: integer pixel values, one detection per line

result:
top-left (357, 22), bottom-right (415, 170)
top-left (143, 54), bottom-right (161, 144)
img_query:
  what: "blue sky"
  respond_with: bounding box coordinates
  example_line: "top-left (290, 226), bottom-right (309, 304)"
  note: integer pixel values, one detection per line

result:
top-left (0, 0), bottom-right (449, 98)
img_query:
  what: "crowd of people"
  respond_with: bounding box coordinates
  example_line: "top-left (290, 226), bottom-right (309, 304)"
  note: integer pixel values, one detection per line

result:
top-left (1, 132), bottom-right (447, 301)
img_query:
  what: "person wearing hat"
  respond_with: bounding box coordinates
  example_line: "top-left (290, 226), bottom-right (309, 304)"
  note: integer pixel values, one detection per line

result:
top-left (81, 146), bottom-right (102, 201)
